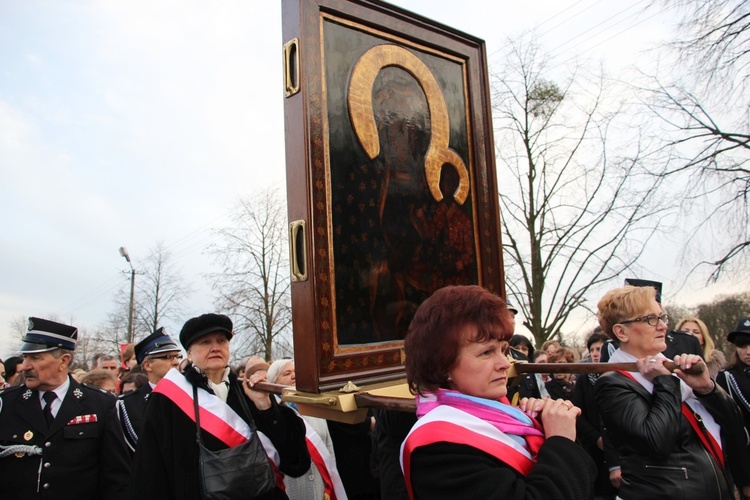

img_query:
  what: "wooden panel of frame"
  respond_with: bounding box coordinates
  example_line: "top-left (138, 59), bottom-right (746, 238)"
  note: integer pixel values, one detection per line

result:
top-left (282, 0), bottom-right (505, 393)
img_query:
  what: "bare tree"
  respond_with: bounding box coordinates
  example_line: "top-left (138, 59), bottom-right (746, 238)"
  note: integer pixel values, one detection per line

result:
top-left (696, 291), bottom-right (750, 354)
top-left (207, 189), bottom-right (293, 362)
top-left (87, 242), bottom-right (191, 362)
top-left (669, 291), bottom-right (750, 355)
top-left (134, 242), bottom-right (193, 337)
top-left (2, 315), bottom-right (27, 357)
top-left (643, 0), bottom-right (750, 280)
top-left (493, 39), bottom-right (673, 347)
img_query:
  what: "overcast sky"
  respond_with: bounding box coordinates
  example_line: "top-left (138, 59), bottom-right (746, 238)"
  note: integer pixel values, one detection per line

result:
top-left (0, 1), bottom-right (740, 357)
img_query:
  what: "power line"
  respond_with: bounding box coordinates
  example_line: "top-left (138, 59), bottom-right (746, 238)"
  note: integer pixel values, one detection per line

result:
top-left (488, 0), bottom-right (610, 59)
top-left (546, 3), bottom-right (671, 74)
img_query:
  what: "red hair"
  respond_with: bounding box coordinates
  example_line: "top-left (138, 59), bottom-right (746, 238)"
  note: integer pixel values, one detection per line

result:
top-left (404, 285), bottom-right (513, 395)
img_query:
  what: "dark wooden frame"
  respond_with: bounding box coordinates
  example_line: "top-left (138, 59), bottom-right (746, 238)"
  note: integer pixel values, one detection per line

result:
top-left (282, 0), bottom-right (504, 393)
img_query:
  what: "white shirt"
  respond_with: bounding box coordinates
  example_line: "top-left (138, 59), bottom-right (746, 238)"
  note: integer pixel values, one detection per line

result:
top-left (38, 377), bottom-right (70, 418)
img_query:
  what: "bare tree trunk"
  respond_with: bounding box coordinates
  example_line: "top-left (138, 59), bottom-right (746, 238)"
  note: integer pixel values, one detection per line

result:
top-left (207, 189), bottom-right (293, 363)
top-left (493, 37), bottom-right (673, 347)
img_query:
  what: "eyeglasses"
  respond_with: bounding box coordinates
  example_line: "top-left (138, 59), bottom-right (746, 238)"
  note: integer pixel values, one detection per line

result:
top-left (148, 353), bottom-right (183, 361)
top-left (619, 314), bottom-right (669, 327)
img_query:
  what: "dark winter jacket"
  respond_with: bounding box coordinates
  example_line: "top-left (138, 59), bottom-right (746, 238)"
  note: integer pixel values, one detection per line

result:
top-left (595, 371), bottom-right (745, 499)
top-left (129, 367), bottom-right (310, 499)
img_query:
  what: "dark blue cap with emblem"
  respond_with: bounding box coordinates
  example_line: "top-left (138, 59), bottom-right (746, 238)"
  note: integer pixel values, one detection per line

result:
top-left (728, 317), bottom-right (750, 344)
top-left (19, 317), bottom-right (78, 353)
top-left (134, 327), bottom-right (180, 364)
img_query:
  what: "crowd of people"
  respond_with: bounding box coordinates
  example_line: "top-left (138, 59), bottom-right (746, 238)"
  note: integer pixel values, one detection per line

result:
top-left (1, 280), bottom-right (750, 499)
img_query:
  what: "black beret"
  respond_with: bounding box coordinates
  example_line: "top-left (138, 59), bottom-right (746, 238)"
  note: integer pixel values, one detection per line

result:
top-left (179, 313), bottom-right (233, 350)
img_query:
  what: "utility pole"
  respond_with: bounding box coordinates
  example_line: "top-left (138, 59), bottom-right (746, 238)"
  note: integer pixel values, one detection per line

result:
top-left (119, 246), bottom-right (136, 344)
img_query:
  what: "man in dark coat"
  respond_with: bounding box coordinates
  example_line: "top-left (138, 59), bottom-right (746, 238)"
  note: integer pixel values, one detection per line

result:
top-left (0, 317), bottom-right (130, 499)
top-left (116, 327), bottom-right (181, 454)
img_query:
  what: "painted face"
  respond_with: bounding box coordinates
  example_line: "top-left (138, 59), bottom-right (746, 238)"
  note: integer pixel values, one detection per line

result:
top-left (275, 363), bottom-right (296, 386)
top-left (680, 322), bottom-right (704, 347)
top-left (589, 341), bottom-right (603, 363)
top-left (448, 327), bottom-right (511, 401)
top-left (618, 300), bottom-right (668, 358)
top-left (21, 352), bottom-right (69, 391)
top-left (145, 351), bottom-right (182, 380)
top-left (188, 332), bottom-right (230, 374)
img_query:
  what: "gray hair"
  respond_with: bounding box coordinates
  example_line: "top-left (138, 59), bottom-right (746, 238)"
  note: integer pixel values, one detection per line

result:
top-left (266, 358), bottom-right (294, 384)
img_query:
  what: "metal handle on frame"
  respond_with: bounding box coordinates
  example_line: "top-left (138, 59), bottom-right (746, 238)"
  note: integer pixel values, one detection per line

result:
top-left (289, 220), bottom-right (308, 282)
top-left (283, 38), bottom-right (300, 97)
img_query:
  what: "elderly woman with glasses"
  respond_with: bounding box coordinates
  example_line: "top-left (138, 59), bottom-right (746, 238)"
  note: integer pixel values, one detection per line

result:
top-left (130, 314), bottom-right (310, 499)
top-left (594, 285), bottom-right (749, 499)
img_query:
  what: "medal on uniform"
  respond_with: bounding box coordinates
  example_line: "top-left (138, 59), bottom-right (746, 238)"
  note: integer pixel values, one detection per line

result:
top-left (24, 430), bottom-right (33, 441)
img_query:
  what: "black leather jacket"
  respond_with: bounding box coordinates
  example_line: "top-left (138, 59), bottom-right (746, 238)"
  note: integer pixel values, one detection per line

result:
top-left (595, 372), bottom-right (744, 499)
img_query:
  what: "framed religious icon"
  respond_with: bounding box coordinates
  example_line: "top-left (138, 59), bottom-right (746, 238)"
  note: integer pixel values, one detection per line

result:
top-left (282, 0), bottom-right (505, 393)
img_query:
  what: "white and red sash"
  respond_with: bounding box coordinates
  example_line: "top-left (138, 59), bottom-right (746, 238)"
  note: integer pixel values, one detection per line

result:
top-left (617, 369), bottom-right (725, 468)
top-left (608, 349), bottom-right (723, 466)
top-left (303, 419), bottom-right (348, 500)
top-left (400, 405), bottom-right (535, 500)
top-left (154, 368), bottom-right (283, 486)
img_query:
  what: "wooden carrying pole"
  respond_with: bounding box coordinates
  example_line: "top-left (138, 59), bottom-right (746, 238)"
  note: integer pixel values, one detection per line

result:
top-left (247, 360), bottom-right (704, 418)
top-left (509, 360), bottom-right (704, 377)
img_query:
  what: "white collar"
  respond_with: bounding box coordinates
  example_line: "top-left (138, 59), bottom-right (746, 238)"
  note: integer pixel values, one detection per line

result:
top-left (207, 367), bottom-right (231, 402)
top-left (39, 376), bottom-right (70, 405)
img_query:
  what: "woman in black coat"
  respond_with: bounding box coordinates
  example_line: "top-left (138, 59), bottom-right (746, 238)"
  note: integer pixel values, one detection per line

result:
top-left (595, 286), bottom-right (750, 499)
top-left (130, 313), bottom-right (310, 499)
top-left (401, 286), bottom-right (596, 499)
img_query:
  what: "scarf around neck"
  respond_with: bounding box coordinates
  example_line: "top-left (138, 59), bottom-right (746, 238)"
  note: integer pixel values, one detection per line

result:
top-left (416, 389), bottom-right (544, 456)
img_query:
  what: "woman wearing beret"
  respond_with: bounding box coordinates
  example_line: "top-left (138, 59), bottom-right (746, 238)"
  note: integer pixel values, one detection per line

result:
top-left (595, 286), bottom-right (750, 499)
top-left (130, 313), bottom-right (310, 499)
top-left (401, 285), bottom-right (596, 499)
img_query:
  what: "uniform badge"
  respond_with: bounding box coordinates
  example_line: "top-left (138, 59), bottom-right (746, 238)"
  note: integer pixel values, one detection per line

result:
top-left (22, 389), bottom-right (32, 400)
top-left (73, 388), bottom-right (83, 399)
top-left (24, 430), bottom-right (33, 441)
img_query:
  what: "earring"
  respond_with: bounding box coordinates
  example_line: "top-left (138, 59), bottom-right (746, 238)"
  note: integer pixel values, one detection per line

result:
top-left (446, 375), bottom-right (453, 382)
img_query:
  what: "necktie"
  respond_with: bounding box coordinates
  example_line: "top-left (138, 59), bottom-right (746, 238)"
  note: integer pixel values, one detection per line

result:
top-left (42, 391), bottom-right (57, 426)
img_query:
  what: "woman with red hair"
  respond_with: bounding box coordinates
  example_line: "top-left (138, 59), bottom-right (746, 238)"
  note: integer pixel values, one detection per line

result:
top-left (400, 285), bottom-right (595, 499)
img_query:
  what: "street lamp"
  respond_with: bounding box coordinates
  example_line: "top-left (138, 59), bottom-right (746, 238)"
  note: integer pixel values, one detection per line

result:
top-left (119, 246), bottom-right (136, 344)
